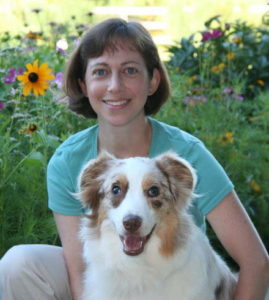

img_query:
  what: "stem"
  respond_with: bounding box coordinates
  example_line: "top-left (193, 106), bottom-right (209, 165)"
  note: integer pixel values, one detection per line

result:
top-left (40, 95), bottom-right (48, 163)
top-left (6, 95), bottom-right (21, 138)
top-left (41, 95), bottom-right (46, 129)
top-left (0, 148), bottom-right (36, 188)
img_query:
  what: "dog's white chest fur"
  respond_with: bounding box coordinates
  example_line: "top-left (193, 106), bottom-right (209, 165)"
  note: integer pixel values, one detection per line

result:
top-left (78, 152), bottom-right (236, 300)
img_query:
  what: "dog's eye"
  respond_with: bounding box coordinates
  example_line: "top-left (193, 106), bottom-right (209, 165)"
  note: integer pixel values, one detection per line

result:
top-left (112, 185), bottom-right (121, 195)
top-left (147, 186), bottom-right (159, 197)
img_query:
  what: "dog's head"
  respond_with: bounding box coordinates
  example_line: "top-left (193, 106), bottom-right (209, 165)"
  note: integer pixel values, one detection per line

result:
top-left (78, 151), bottom-right (196, 257)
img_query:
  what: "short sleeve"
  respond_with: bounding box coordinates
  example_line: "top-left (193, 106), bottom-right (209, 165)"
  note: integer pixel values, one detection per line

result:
top-left (188, 141), bottom-right (234, 215)
top-left (47, 150), bottom-right (84, 215)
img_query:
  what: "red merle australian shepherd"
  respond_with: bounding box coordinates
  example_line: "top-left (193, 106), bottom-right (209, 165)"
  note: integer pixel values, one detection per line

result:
top-left (77, 151), bottom-right (236, 300)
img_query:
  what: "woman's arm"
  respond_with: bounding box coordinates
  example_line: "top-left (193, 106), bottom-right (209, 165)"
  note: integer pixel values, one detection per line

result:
top-left (53, 212), bottom-right (85, 300)
top-left (206, 190), bottom-right (269, 300)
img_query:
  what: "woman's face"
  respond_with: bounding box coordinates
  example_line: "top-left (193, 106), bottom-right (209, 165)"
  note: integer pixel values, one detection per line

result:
top-left (80, 43), bottom-right (160, 128)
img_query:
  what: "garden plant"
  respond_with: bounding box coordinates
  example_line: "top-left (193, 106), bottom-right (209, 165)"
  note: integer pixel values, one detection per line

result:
top-left (0, 12), bottom-right (268, 267)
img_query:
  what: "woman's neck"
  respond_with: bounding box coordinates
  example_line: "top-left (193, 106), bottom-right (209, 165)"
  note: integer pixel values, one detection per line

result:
top-left (98, 117), bottom-right (152, 158)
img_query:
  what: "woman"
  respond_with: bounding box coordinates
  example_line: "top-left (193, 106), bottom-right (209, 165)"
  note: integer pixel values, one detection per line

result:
top-left (0, 18), bottom-right (268, 300)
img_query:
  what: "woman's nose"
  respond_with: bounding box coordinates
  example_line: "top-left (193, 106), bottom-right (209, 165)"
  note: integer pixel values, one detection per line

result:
top-left (107, 72), bottom-right (122, 92)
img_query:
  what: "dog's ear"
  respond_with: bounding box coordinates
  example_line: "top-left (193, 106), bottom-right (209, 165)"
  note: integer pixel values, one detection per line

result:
top-left (78, 151), bottom-right (114, 209)
top-left (155, 151), bottom-right (197, 208)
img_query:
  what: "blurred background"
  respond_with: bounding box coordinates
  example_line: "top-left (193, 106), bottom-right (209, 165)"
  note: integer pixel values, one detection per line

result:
top-left (1, 0), bottom-right (268, 59)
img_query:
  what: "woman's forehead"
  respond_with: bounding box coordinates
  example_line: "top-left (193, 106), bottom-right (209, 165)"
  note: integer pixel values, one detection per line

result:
top-left (102, 38), bottom-right (137, 54)
top-left (87, 47), bottom-right (145, 69)
top-left (86, 40), bottom-right (144, 64)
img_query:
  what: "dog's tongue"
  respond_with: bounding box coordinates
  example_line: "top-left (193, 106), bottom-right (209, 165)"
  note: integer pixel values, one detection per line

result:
top-left (122, 235), bottom-right (144, 256)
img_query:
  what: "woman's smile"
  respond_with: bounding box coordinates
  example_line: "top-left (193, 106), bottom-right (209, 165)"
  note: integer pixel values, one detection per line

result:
top-left (102, 99), bottom-right (131, 108)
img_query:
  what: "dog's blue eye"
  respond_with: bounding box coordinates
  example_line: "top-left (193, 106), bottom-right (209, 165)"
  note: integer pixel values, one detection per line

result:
top-left (148, 186), bottom-right (159, 197)
top-left (112, 185), bottom-right (121, 195)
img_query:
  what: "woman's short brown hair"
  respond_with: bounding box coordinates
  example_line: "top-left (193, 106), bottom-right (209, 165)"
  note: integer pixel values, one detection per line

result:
top-left (64, 18), bottom-right (171, 118)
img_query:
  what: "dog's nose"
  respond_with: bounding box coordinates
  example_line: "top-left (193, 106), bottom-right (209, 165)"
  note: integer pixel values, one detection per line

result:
top-left (123, 215), bottom-right (142, 233)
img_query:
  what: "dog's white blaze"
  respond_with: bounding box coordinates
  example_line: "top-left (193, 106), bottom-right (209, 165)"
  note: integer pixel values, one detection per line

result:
top-left (107, 157), bottom-right (157, 236)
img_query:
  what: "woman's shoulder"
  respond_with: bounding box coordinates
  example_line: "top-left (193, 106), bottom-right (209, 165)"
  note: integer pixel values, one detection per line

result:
top-left (150, 117), bottom-right (203, 157)
top-left (151, 117), bottom-right (201, 142)
top-left (49, 124), bottom-right (98, 166)
top-left (58, 124), bottom-right (97, 150)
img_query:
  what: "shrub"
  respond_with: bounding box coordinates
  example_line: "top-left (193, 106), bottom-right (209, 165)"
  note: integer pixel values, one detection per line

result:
top-left (165, 15), bottom-right (269, 261)
top-left (168, 15), bottom-right (269, 99)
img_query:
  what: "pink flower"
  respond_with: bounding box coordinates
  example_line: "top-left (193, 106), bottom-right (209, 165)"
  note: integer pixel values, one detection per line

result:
top-left (56, 47), bottom-right (66, 56)
top-left (211, 29), bottom-right (223, 39)
top-left (73, 40), bottom-right (80, 47)
top-left (53, 72), bottom-right (64, 89)
top-left (202, 29), bottom-right (223, 42)
top-left (201, 32), bottom-right (212, 42)
top-left (4, 68), bottom-right (24, 84)
top-left (222, 87), bottom-right (234, 95)
top-left (233, 94), bottom-right (244, 102)
top-left (183, 95), bottom-right (207, 105)
top-left (222, 87), bottom-right (244, 101)
top-left (0, 101), bottom-right (5, 111)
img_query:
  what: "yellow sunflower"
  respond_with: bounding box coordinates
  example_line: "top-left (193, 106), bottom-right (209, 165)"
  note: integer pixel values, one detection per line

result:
top-left (26, 32), bottom-right (42, 40)
top-left (17, 60), bottom-right (55, 96)
top-left (256, 79), bottom-right (265, 86)
top-left (226, 52), bottom-right (235, 60)
top-left (218, 132), bottom-right (234, 145)
top-left (25, 122), bottom-right (39, 134)
top-left (211, 63), bottom-right (225, 74)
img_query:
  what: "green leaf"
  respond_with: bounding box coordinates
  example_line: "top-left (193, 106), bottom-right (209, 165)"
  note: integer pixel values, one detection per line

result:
top-left (204, 15), bottom-right (221, 28)
top-left (24, 151), bottom-right (46, 167)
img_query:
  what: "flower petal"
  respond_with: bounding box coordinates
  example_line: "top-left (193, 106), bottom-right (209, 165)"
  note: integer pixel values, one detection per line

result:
top-left (26, 63), bottom-right (34, 72)
top-left (39, 62), bottom-right (49, 72)
top-left (33, 60), bottom-right (39, 71)
top-left (23, 84), bottom-right (32, 96)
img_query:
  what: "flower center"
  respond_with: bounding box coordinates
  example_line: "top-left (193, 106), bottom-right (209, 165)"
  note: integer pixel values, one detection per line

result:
top-left (28, 72), bottom-right (39, 83)
top-left (29, 123), bottom-right (38, 131)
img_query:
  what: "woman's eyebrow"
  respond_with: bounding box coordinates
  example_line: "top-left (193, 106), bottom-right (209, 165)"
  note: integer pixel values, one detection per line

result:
top-left (88, 62), bottom-right (108, 69)
top-left (88, 60), bottom-right (141, 69)
top-left (121, 61), bottom-right (140, 66)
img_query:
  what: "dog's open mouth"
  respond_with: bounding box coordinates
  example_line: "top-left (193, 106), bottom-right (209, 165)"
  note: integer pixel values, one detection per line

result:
top-left (120, 226), bottom-right (156, 256)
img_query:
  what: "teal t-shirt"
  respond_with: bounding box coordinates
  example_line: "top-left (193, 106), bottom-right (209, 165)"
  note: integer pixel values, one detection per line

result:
top-left (47, 117), bottom-right (234, 231)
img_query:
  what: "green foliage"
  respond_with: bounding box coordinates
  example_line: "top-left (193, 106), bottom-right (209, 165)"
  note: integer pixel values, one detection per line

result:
top-left (168, 15), bottom-right (269, 99)
top-left (0, 14), bottom-right (268, 263)
top-left (0, 19), bottom-right (96, 256)
top-left (164, 16), bottom-right (269, 260)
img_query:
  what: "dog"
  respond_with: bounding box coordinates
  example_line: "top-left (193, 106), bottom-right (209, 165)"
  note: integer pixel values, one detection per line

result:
top-left (77, 151), bottom-right (237, 300)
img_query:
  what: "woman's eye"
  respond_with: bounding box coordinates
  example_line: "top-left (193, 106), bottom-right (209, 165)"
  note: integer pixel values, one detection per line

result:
top-left (125, 67), bottom-right (137, 75)
top-left (112, 185), bottom-right (121, 195)
top-left (93, 69), bottom-right (107, 77)
top-left (147, 186), bottom-right (159, 197)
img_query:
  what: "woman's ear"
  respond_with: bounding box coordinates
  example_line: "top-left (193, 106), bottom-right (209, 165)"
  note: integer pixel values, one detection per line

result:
top-left (78, 78), bottom-right (88, 97)
top-left (148, 68), bottom-right (161, 96)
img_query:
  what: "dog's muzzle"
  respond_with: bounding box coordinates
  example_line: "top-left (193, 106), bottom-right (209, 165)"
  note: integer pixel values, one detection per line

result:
top-left (120, 214), bottom-right (155, 256)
